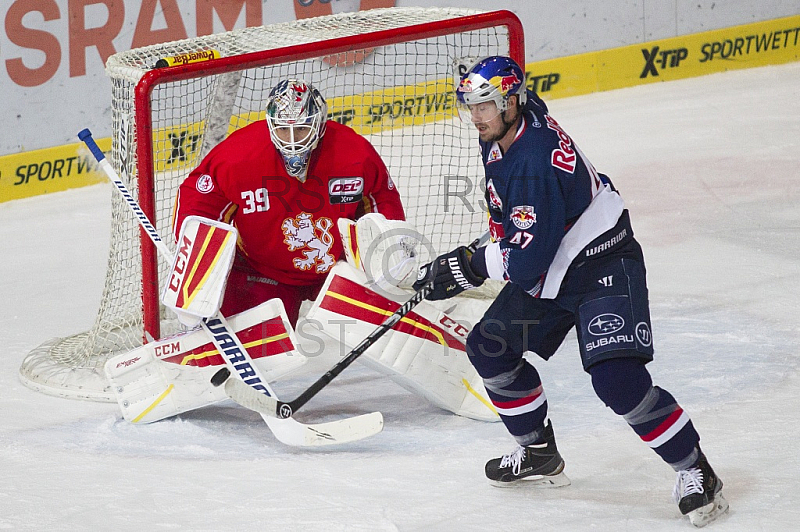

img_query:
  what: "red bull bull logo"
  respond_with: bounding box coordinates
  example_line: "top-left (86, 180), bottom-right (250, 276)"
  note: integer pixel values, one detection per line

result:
top-left (510, 205), bottom-right (536, 229)
top-left (489, 71), bottom-right (522, 95)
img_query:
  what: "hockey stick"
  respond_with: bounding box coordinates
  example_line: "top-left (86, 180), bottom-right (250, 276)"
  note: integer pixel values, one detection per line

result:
top-left (216, 231), bottom-right (491, 419)
top-left (79, 128), bottom-right (383, 446)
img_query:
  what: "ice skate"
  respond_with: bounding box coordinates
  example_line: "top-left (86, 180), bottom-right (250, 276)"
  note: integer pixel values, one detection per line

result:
top-left (485, 421), bottom-right (570, 488)
top-left (673, 452), bottom-right (729, 527)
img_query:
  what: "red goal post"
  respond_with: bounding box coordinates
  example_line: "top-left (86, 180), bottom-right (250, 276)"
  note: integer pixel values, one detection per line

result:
top-left (20, 7), bottom-right (524, 401)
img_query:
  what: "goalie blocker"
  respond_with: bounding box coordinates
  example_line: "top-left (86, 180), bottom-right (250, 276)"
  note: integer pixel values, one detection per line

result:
top-left (161, 215), bottom-right (238, 328)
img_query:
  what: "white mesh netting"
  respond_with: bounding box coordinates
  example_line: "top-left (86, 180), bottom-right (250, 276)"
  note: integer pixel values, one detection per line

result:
top-left (20, 7), bottom-right (513, 401)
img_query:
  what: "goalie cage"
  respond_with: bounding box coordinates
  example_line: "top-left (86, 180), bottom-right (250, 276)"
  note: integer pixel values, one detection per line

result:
top-left (20, 7), bottom-right (523, 401)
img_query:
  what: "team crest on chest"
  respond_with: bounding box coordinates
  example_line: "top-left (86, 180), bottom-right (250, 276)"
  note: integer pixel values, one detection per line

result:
top-left (510, 205), bottom-right (536, 229)
top-left (281, 212), bottom-right (335, 273)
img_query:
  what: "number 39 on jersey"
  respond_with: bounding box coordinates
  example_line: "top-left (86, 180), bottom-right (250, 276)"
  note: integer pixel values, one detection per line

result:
top-left (241, 188), bottom-right (269, 213)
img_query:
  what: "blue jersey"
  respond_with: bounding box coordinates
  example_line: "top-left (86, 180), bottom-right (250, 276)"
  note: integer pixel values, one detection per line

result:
top-left (474, 91), bottom-right (624, 298)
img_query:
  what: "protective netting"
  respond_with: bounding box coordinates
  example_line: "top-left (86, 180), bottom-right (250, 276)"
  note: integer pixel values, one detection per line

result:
top-left (20, 7), bottom-right (512, 401)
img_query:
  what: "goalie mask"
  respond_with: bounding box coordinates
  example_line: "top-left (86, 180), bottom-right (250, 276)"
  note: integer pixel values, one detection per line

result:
top-left (266, 79), bottom-right (328, 182)
top-left (455, 56), bottom-right (527, 124)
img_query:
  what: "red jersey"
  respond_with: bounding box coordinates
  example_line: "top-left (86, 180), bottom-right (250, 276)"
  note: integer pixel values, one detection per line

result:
top-left (174, 120), bottom-right (405, 286)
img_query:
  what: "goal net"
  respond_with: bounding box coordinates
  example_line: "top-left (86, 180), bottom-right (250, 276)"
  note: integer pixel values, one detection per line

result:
top-left (20, 7), bottom-right (523, 401)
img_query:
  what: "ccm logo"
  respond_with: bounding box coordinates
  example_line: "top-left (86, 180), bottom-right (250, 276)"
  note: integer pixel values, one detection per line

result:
top-left (154, 341), bottom-right (181, 357)
top-left (168, 235), bottom-right (193, 293)
top-left (439, 315), bottom-right (470, 338)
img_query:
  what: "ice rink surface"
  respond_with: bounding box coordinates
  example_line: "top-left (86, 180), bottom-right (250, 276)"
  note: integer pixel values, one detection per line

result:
top-left (1, 62), bottom-right (799, 531)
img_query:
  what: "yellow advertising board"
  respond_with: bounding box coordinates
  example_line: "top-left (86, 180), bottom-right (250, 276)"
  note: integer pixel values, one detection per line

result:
top-left (2, 14), bottom-right (798, 203)
top-left (532, 14), bottom-right (800, 99)
top-left (0, 138), bottom-right (110, 202)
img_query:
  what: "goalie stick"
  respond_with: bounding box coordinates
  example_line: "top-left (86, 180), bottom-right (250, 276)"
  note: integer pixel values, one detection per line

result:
top-left (79, 128), bottom-right (383, 446)
top-left (214, 231), bottom-right (491, 419)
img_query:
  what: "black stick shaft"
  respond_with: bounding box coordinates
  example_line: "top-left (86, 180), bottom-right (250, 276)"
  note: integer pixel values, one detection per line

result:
top-left (275, 233), bottom-right (487, 418)
top-left (277, 286), bottom-right (431, 417)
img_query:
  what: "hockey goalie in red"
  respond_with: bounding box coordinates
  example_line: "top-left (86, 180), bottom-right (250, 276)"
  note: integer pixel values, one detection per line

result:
top-left (173, 79), bottom-right (405, 325)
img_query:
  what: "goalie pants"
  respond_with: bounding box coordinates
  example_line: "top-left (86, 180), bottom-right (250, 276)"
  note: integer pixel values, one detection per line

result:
top-left (466, 238), bottom-right (701, 470)
top-left (221, 259), bottom-right (322, 326)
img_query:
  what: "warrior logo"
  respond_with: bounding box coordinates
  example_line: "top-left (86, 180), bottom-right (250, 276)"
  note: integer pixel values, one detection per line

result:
top-left (510, 205), bottom-right (536, 229)
top-left (636, 322), bottom-right (653, 347)
top-left (282, 213), bottom-right (335, 273)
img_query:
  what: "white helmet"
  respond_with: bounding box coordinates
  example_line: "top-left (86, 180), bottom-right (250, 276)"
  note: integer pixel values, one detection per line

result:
top-left (265, 79), bottom-right (328, 181)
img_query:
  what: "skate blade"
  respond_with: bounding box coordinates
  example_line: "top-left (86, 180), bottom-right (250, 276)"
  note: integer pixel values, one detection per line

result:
top-left (490, 471), bottom-right (571, 489)
top-left (688, 493), bottom-right (729, 528)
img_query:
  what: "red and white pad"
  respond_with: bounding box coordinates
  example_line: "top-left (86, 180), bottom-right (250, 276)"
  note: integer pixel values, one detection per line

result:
top-left (306, 262), bottom-right (498, 422)
top-left (162, 216), bottom-right (238, 327)
top-left (105, 299), bottom-right (306, 424)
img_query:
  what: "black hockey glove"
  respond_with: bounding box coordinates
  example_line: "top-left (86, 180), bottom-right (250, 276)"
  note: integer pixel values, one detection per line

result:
top-left (413, 246), bottom-right (485, 301)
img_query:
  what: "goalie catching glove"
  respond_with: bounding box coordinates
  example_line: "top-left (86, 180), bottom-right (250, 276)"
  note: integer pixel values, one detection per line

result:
top-left (414, 246), bottom-right (485, 300)
top-left (338, 212), bottom-right (420, 293)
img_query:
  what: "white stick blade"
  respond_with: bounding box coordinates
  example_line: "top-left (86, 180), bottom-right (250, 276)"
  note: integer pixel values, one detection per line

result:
top-left (224, 376), bottom-right (383, 447)
top-left (263, 413), bottom-right (383, 447)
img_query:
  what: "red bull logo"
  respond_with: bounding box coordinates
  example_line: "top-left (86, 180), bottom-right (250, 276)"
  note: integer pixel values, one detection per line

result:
top-left (489, 71), bottom-right (522, 95)
top-left (510, 205), bottom-right (536, 230)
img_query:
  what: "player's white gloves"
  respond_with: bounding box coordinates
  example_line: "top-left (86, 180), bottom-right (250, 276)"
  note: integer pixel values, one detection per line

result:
top-left (414, 246), bottom-right (484, 300)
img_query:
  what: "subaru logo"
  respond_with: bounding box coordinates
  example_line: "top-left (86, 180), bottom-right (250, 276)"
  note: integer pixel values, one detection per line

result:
top-left (588, 313), bottom-right (625, 336)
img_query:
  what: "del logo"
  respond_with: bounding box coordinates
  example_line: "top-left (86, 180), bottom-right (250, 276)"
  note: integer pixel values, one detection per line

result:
top-left (510, 206), bottom-right (536, 229)
top-left (329, 177), bottom-right (364, 204)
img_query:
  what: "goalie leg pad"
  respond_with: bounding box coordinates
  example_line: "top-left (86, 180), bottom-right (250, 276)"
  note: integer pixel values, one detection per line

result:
top-left (105, 299), bottom-right (307, 423)
top-left (306, 262), bottom-right (498, 422)
top-left (105, 345), bottom-right (227, 424)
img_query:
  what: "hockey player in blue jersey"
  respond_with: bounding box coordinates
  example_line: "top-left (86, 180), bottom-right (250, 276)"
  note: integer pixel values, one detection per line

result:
top-left (414, 56), bottom-right (728, 527)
